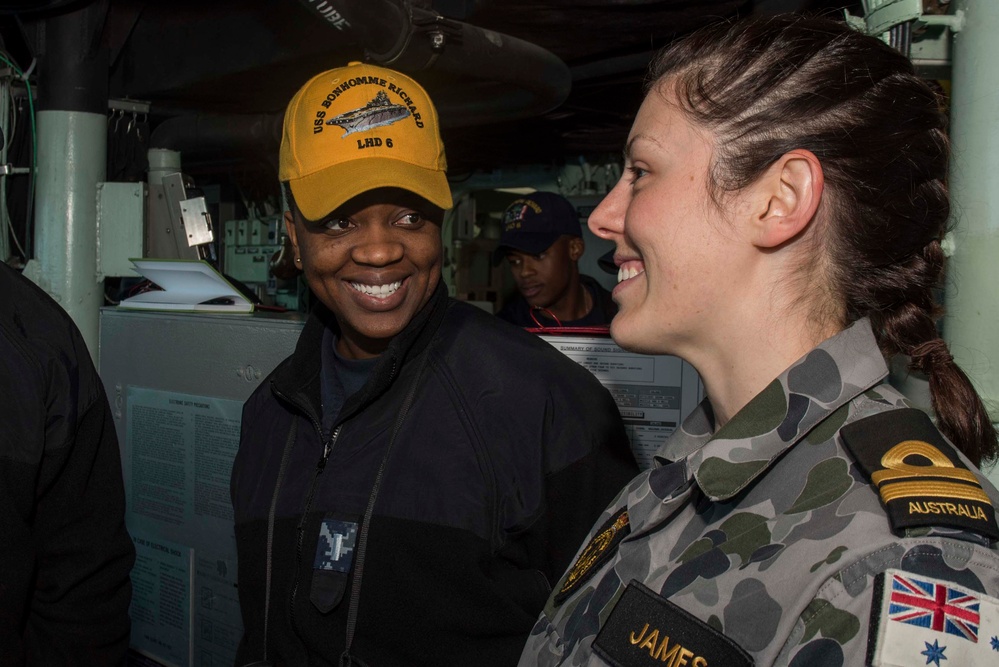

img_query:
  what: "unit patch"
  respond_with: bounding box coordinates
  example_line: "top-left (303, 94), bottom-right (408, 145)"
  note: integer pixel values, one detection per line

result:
top-left (593, 581), bottom-right (753, 667)
top-left (554, 507), bottom-right (630, 606)
top-left (868, 569), bottom-right (999, 665)
top-left (840, 408), bottom-right (999, 539)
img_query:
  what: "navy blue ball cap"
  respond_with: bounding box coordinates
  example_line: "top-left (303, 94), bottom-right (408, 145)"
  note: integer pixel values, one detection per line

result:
top-left (492, 192), bottom-right (581, 265)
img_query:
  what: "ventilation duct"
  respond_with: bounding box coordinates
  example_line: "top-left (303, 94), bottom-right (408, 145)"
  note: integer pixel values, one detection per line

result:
top-left (295, 0), bottom-right (572, 126)
top-left (151, 0), bottom-right (571, 154)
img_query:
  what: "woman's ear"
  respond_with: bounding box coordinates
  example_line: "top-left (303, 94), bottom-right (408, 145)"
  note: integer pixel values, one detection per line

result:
top-left (568, 236), bottom-right (585, 261)
top-left (284, 210), bottom-right (301, 260)
top-left (750, 149), bottom-right (824, 249)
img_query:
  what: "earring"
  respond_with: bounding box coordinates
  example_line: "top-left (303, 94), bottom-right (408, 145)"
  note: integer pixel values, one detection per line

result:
top-left (295, 257), bottom-right (302, 265)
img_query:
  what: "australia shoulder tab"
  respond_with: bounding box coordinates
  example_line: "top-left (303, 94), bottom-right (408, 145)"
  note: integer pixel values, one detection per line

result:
top-left (840, 407), bottom-right (999, 540)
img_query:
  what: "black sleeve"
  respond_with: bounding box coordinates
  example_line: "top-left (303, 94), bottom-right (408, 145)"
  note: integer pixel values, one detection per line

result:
top-left (23, 384), bottom-right (136, 666)
top-left (496, 295), bottom-right (533, 328)
top-left (539, 416), bottom-right (637, 584)
top-left (493, 361), bottom-right (639, 589)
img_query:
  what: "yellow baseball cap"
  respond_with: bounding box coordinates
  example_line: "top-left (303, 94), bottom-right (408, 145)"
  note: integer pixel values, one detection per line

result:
top-left (279, 61), bottom-right (453, 221)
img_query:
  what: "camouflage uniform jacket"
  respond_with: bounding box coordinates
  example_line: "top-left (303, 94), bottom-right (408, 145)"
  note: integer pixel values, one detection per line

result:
top-left (519, 318), bottom-right (999, 667)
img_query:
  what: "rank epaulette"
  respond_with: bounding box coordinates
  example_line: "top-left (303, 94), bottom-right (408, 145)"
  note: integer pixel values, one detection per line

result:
top-left (840, 408), bottom-right (999, 540)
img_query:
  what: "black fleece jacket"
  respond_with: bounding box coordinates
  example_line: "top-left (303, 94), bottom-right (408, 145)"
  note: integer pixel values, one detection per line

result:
top-left (497, 274), bottom-right (618, 328)
top-left (231, 282), bottom-right (638, 666)
top-left (0, 263), bottom-right (134, 666)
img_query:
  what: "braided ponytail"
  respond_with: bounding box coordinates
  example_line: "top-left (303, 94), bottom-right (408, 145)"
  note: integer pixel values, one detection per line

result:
top-left (646, 14), bottom-right (998, 466)
top-left (914, 340), bottom-right (996, 466)
top-left (843, 181), bottom-right (998, 466)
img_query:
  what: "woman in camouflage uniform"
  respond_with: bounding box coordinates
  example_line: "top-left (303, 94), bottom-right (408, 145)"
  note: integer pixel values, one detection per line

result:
top-left (519, 13), bottom-right (999, 667)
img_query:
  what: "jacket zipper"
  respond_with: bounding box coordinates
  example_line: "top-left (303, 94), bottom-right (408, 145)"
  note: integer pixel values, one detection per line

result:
top-left (289, 420), bottom-right (342, 637)
top-left (274, 359), bottom-right (398, 647)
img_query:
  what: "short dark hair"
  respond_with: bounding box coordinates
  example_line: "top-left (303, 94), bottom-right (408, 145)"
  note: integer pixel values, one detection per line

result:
top-left (281, 181), bottom-right (297, 220)
top-left (647, 13), bottom-right (995, 465)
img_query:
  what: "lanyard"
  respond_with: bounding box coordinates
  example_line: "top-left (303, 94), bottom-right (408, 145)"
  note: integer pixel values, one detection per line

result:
top-left (250, 349), bottom-right (431, 666)
top-left (340, 349), bottom-right (431, 666)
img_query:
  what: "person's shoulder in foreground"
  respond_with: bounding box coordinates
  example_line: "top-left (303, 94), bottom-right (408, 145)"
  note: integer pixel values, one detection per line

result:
top-left (523, 318), bottom-right (999, 667)
top-left (429, 296), bottom-right (641, 618)
top-left (440, 297), bottom-right (634, 465)
top-left (0, 262), bottom-right (134, 666)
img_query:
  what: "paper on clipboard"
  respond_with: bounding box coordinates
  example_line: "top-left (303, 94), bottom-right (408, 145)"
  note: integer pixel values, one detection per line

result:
top-left (118, 259), bottom-right (254, 314)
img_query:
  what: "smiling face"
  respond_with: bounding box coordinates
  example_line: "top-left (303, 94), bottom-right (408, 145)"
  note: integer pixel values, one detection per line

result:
top-left (505, 235), bottom-right (582, 310)
top-left (286, 187), bottom-right (443, 359)
top-left (588, 85), bottom-right (755, 357)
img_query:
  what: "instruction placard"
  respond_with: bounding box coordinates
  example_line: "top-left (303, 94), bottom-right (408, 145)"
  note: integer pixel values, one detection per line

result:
top-left (130, 533), bottom-right (191, 667)
top-left (124, 387), bottom-right (243, 667)
top-left (541, 335), bottom-right (702, 469)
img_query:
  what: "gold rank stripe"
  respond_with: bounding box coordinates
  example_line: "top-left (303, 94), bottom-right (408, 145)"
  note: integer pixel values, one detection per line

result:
top-left (873, 467), bottom-right (979, 484)
top-left (878, 479), bottom-right (992, 504)
top-left (871, 439), bottom-right (979, 488)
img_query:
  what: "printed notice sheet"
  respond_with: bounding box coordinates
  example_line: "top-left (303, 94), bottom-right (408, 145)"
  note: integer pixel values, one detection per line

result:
top-left (130, 533), bottom-right (192, 667)
top-left (541, 335), bottom-right (702, 470)
top-left (124, 387), bottom-right (243, 667)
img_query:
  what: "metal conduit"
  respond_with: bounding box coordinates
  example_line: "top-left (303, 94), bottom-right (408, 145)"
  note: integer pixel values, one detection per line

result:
top-left (295, 0), bottom-right (571, 125)
top-left (151, 1), bottom-right (570, 155)
top-left (149, 113), bottom-right (284, 157)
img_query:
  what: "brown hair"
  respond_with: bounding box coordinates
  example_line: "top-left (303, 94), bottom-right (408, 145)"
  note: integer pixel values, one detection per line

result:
top-left (646, 14), bottom-right (996, 466)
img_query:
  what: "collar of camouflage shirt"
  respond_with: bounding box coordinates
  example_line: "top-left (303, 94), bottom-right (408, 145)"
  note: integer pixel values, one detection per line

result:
top-left (660, 317), bottom-right (890, 502)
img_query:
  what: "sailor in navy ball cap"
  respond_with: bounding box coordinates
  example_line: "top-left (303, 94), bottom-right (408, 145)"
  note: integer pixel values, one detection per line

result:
top-left (494, 191), bottom-right (617, 328)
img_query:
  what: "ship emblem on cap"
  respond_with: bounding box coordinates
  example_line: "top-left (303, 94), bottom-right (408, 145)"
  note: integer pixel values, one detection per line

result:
top-left (326, 91), bottom-right (411, 137)
top-left (504, 203), bottom-right (529, 226)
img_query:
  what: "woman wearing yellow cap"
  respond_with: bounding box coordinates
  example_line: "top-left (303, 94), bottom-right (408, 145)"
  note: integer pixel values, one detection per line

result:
top-left (231, 61), bottom-right (639, 666)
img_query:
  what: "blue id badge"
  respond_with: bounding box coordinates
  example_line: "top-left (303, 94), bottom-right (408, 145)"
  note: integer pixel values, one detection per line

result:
top-left (314, 518), bottom-right (358, 572)
top-left (311, 516), bottom-right (359, 613)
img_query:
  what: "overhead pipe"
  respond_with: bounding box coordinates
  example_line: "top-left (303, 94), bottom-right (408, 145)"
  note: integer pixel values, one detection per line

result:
top-left (295, 0), bottom-right (572, 127)
top-left (149, 113), bottom-right (283, 156)
top-left (147, 1), bottom-right (570, 159)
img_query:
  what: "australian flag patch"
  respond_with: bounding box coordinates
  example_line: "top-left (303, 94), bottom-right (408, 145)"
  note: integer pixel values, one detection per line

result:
top-left (869, 569), bottom-right (999, 665)
top-left (888, 572), bottom-right (980, 641)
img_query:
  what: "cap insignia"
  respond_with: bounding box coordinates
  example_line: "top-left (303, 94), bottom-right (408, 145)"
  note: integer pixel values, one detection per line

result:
top-left (325, 91), bottom-right (411, 137)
